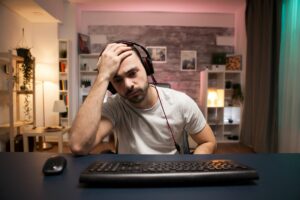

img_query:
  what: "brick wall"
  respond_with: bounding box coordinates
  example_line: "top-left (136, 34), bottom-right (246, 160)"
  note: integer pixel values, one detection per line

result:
top-left (88, 25), bottom-right (234, 105)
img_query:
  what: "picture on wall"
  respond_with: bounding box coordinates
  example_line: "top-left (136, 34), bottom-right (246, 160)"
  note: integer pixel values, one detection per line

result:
top-left (181, 50), bottom-right (197, 71)
top-left (226, 54), bottom-right (242, 70)
top-left (78, 33), bottom-right (90, 54)
top-left (146, 46), bottom-right (167, 63)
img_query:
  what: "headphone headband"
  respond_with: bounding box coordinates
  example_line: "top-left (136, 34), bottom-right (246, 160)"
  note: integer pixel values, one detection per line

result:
top-left (114, 40), bottom-right (152, 61)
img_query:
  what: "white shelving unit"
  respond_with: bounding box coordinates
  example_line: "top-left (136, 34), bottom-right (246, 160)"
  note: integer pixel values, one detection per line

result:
top-left (58, 40), bottom-right (70, 127)
top-left (200, 68), bottom-right (242, 143)
top-left (0, 51), bottom-right (36, 152)
top-left (78, 53), bottom-right (99, 106)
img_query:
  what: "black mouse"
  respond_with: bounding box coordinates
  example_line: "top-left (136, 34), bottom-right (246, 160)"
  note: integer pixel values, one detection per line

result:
top-left (43, 155), bottom-right (67, 175)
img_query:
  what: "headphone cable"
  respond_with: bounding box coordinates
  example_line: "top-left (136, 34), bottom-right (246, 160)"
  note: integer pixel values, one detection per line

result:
top-left (153, 81), bottom-right (181, 154)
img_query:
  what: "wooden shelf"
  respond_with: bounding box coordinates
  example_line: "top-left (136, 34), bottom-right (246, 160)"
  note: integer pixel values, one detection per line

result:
top-left (0, 50), bottom-right (36, 152)
top-left (0, 120), bottom-right (33, 128)
top-left (16, 90), bottom-right (34, 95)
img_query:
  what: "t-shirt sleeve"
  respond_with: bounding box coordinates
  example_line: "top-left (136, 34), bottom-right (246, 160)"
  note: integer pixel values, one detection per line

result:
top-left (101, 96), bottom-right (118, 127)
top-left (181, 94), bottom-right (206, 135)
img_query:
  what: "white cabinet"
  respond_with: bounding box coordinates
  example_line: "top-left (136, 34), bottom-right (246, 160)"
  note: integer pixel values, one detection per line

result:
top-left (0, 50), bottom-right (36, 152)
top-left (200, 68), bottom-right (242, 143)
top-left (78, 54), bottom-right (99, 106)
top-left (58, 40), bottom-right (70, 127)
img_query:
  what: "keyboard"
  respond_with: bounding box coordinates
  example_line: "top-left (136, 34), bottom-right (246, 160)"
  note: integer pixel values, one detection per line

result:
top-left (79, 159), bottom-right (259, 186)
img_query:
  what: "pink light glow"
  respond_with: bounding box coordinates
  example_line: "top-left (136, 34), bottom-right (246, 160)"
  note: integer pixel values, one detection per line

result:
top-left (77, 0), bottom-right (245, 13)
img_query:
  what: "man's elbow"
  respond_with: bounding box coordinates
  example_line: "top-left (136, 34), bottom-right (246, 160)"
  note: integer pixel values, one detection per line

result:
top-left (68, 134), bottom-right (89, 156)
top-left (210, 140), bottom-right (217, 154)
top-left (69, 143), bottom-right (88, 156)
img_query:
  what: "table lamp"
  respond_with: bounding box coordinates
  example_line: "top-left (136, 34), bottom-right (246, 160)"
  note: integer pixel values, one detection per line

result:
top-left (207, 89), bottom-right (224, 123)
top-left (207, 89), bottom-right (224, 107)
top-left (53, 100), bottom-right (67, 128)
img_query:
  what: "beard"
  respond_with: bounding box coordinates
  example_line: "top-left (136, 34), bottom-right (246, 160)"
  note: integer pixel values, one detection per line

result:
top-left (123, 82), bottom-right (149, 104)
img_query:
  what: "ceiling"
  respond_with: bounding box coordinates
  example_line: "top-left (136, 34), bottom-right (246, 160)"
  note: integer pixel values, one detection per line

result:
top-left (0, 0), bottom-right (59, 23)
top-left (0, 0), bottom-right (245, 23)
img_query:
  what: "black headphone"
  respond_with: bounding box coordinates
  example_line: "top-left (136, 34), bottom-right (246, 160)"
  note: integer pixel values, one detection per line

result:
top-left (99, 40), bottom-right (154, 94)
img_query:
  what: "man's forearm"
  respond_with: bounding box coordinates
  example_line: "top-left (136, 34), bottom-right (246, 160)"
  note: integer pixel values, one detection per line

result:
top-left (193, 141), bottom-right (216, 154)
top-left (69, 75), bottom-right (109, 155)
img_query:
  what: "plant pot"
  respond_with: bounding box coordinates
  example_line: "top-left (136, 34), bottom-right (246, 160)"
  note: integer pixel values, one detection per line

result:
top-left (16, 48), bottom-right (30, 58)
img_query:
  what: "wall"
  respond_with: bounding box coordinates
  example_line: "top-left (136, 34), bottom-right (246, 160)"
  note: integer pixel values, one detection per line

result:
top-left (88, 25), bottom-right (234, 104)
top-left (80, 11), bottom-right (234, 34)
top-left (32, 23), bottom-right (59, 127)
top-left (0, 4), bottom-right (33, 52)
top-left (76, 11), bottom-right (236, 107)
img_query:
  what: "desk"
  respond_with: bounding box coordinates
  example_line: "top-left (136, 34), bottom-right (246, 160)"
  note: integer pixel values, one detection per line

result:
top-left (0, 153), bottom-right (299, 200)
top-left (22, 127), bottom-right (69, 153)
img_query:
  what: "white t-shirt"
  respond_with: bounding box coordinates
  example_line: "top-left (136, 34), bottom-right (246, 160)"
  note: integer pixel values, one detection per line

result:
top-left (102, 86), bottom-right (206, 154)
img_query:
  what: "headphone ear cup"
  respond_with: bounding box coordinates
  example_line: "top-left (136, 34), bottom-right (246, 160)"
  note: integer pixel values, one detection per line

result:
top-left (108, 82), bottom-right (117, 94)
top-left (142, 57), bottom-right (154, 75)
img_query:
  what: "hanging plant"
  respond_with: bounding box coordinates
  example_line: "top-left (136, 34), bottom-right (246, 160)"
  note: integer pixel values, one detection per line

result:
top-left (17, 48), bottom-right (34, 90)
top-left (15, 28), bottom-right (34, 121)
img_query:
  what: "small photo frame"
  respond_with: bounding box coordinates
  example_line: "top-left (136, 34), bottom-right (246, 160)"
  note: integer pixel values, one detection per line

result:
top-left (146, 46), bottom-right (167, 63)
top-left (181, 50), bottom-right (197, 71)
top-left (78, 33), bottom-right (90, 54)
top-left (226, 55), bottom-right (242, 70)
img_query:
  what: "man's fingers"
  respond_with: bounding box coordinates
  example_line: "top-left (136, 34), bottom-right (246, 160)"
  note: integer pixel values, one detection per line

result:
top-left (114, 45), bottom-right (132, 56)
top-left (119, 50), bottom-right (133, 62)
top-left (106, 43), bottom-right (127, 53)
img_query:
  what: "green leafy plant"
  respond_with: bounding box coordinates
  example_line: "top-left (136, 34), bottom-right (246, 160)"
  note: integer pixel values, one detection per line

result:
top-left (232, 83), bottom-right (244, 104)
top-left (16, 48), bottom-right (34, 121)
top-left (16, 48), bottom-right (34, 89)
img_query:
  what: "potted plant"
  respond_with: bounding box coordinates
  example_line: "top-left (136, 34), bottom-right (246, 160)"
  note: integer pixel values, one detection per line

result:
top-left (231, 83), bottom-right (244, 105)
top-left (16, 47), bottom-right (34, 90)
top-left (16, 47), bottom-right (34, 121)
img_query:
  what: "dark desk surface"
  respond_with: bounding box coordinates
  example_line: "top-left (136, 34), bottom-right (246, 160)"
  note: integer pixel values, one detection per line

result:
top-left (0, 153), bottom-right (299, 200)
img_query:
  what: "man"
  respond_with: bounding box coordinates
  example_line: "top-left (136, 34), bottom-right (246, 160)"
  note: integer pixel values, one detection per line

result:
top-left (69, 41), bottom-right (216, 155)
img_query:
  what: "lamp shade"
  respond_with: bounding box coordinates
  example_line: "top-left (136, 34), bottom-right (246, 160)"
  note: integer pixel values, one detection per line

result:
top-left (207, 89), bottom-right (224, 107)
top-left (53, 100), bottom-right (67, 113)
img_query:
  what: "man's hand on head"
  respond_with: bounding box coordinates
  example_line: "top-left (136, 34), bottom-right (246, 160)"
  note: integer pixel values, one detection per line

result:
top-left (97, 43), bottom-right (132, 81)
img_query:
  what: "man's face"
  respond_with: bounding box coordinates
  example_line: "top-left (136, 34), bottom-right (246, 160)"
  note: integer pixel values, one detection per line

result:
top-left (110, 51), bottom-right (149, 104)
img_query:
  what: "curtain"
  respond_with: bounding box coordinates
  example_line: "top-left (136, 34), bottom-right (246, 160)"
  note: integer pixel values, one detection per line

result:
top-left (241, 0), bottom-right (282, 152)
top-left (278, 0), bottom-right (300, 152)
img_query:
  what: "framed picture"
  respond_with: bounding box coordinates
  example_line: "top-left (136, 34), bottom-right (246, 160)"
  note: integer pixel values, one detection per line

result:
top-left (226, 55), bottom-right (242, 70)
top-left (146, 46), bottom-right (167, 63)
top-left (181, 50), bottom-right (197, 71)
top-left (78, 33), bottom-right (90, 54)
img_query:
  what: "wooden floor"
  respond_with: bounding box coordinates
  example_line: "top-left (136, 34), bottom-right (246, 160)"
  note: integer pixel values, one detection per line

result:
top-left (40, 142), bottom-right (255, 154)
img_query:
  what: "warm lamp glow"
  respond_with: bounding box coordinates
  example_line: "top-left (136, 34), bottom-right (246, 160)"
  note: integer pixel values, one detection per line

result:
top-left (207, 89), bottom-right (224, 107)
top-left (36, 62), bottom-right (56, 82)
